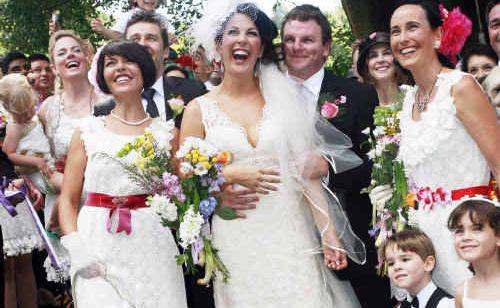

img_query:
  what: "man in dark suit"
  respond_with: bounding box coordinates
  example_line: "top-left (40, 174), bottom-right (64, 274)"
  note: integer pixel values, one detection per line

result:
top-left (94, 11), bottom-right (207, 128)
top-left (282, 5), bottom-right (391, 307)
top-left (93, 11), bottom-right (213, 308)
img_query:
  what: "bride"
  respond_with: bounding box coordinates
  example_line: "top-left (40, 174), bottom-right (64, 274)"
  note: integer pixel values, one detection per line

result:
top-left (181, 2), bottom-right (366, 307)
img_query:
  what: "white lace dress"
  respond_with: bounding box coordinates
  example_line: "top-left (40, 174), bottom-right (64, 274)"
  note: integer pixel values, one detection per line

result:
top-left (198, 96), bottom-right (360, 308)
top-left (73, 117), bottom-right (187, 308)
top-left (0, 116), bottom-right (48, 257)
top-left (398, 70), bottom-right (491, 293)
top-left (43, 95), bottom-right (93, 281)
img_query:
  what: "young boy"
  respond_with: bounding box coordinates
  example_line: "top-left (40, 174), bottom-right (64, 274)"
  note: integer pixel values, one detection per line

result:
top-left (379, 228), bottom-right (455, 308)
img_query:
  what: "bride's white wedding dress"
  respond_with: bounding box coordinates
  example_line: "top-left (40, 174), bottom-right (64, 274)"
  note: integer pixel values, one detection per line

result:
top-left (198, 95), bottom-right (361, 308)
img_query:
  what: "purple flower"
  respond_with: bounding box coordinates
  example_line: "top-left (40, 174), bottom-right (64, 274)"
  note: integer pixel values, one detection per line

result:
top-left (162, 172), bottom-right (185, 201)
top-left (191, 237), bottom-right (204, 265)
top-left (199, 199), bottom-right (216, 219)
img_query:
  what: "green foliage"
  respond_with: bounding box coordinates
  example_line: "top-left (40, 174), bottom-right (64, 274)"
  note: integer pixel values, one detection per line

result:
top-left (0, 0), bottom-right (122, 54)
top-left (166, 0), bottom-right (203, 36)
top-left (325, 8), bottom-right (355, 76)
top-left (0, 0), bottom-right (204, 55)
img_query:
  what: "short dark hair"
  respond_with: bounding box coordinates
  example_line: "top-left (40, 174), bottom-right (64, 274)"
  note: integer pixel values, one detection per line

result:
top-left (281, 4), bottom-right (332, 45)
top-left (448, 199), bottom-right (500, 236)
top-left (124, 10), bottom-right (169, 48)
top-left (486, 0), bottom-right (500, 25)
top-left (392, 0), bottom-right (454, 68)
top-left (1, 51), bottom-right (27, 75)
top-left (461, 44), bottom-right (499, 72)
top-left (96, 41), bottom-right (157, 94)
top-left (165, 65), bottom-right (188, 78)
top-left (27, 53), bottom-right (50, 66)
top-left (214, 3), bottom-right (279, 65)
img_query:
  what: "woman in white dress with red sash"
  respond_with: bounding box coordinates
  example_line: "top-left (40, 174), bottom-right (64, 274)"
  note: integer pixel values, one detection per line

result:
top-left (58, 41), bottom-right (187, 307)
top-left (389, 0), bottom-right (500, 293)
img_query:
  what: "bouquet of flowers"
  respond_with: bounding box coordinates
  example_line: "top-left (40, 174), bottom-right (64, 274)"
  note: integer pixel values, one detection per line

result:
top-left (115, 132), bottom-right (234, 285)
top-left (363, 90), bottom-right (414, 246)
top-left (174, 137), bottom-right (235, 285)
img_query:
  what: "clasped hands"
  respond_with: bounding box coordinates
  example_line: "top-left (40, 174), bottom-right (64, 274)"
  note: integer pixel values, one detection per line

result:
top-left (219, 165), bottom-right (280, 218)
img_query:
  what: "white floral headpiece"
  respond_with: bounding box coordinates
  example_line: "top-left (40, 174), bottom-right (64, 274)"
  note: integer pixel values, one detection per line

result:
top-left (458, 196), bottom-right (499, 208)
top-left (190, 0), bottom-right (259, 62)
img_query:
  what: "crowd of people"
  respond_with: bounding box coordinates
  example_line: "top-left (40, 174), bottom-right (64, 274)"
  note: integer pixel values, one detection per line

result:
top-left (0, 0), bottom-right (499, 307)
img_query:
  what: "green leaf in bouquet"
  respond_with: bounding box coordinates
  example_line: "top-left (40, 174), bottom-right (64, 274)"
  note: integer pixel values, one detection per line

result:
top-left (193, 189), bottom-right (200, 208)
top-left (164, 220), bottom-right (180, 229)
top-left (215, 205), bottom-right (238, 220)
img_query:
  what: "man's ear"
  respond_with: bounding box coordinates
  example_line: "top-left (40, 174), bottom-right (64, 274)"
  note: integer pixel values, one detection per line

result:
top-left (322, 39), bottom-right (332, 58)
top-left (423, 255), bottom-right (436, 273)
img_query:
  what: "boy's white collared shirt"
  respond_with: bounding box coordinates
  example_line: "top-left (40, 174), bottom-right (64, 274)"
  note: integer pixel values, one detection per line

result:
top-left (406, 281), bottom-right (454, 308)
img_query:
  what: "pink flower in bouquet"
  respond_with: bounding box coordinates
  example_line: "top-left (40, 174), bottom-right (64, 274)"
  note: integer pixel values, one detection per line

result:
top-left (338, 95), bottom-right (347, 104)
top-left (321, 102), bottom-right (339, 119)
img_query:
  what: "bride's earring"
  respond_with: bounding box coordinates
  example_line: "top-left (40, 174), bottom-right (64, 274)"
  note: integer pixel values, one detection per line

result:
top-left (254, 58), bottom-right (262, 77)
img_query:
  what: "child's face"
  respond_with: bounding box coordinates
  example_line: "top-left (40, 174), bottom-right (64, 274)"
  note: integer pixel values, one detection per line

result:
top-left (452, 213), bottom-right (500, 263)
top-left (136, 0), bottom-right (159, 11)
top-left (385, 245), bottom-right (434, 295)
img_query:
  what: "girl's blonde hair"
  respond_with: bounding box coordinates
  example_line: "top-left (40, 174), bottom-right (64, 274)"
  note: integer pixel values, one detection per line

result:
top-left (0, 74), bottom-right (36, 116)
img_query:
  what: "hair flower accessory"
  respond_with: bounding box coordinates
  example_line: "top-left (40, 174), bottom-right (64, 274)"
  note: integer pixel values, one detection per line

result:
top-left (438, 4), bottom-right (472, 65)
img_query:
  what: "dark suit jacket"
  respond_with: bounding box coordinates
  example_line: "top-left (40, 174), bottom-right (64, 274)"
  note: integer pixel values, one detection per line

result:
top-left (94, 76), bottom-right (207, 128)
top-left (319, 70), bottom-right (379, 279)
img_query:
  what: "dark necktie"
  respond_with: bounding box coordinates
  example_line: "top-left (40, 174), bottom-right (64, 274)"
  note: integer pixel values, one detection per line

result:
top-left (142, 88), bottom-right (159, 118)
top-left (401, 297), bottom-right (419, 308)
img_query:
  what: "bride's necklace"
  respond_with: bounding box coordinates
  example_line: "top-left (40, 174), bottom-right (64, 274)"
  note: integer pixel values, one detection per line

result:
top-left (110, 110), bottom-right (150, 126)
top-left (415, 67), bottom-right (442, 113)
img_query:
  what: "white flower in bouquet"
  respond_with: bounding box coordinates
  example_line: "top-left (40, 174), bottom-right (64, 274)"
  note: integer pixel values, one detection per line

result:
top-left (179, 206), bottom-right (204, 249)
top-left (194, 162), bottom-right (209, 176)
top-left (176, 137), bottom-right (201, 158)
top-left (147, 194), bottom-right (177, 221)
top-left (361, 127), bottom-right (371, 135)
top-left (179, 162), bottom-right (194, 176)
top-left (373, 126), bottom-right (385, 138)
top-left (198, 142), bottom-right (218, 157)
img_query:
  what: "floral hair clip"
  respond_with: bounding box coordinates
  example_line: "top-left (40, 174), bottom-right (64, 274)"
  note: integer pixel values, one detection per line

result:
top-left (438, 4), bottom-right (472, 65)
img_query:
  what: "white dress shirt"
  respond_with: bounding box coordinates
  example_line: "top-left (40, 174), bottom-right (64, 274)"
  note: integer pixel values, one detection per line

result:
top-left (288, 67), bottom-right (324, 116)
top-left (141, 76), bottom-right (166, 120)
top-left (406, 281), bottom-right (454, 308)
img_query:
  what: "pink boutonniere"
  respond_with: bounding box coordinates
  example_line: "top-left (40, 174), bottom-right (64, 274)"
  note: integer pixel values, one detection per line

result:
top-left (319, 93), bottom-right (347, 120)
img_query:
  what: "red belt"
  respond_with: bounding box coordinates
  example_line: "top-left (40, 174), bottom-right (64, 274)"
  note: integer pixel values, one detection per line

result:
top-left (451, 186), bottom-right (489, 200)
top-left (85, 192), bottom-right (148, 235)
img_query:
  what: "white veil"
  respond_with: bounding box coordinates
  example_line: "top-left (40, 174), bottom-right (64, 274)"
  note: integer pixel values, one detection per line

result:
top-left (259, 64), bottom-right (366, 265)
